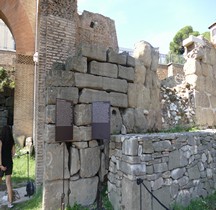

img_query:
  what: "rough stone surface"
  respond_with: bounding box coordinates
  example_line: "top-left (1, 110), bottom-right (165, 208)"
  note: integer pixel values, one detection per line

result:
top-left (80, 147), bottom-right (100, 178)
top-left (69, 176), bottom-right (99, 206)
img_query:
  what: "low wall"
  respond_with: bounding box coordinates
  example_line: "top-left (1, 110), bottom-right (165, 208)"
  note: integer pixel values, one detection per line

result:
top-left (108, 131), bottom-right (216, 210)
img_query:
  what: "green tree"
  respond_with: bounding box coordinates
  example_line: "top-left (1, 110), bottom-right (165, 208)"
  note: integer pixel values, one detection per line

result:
top-left (202, 31), bottom-right (210, 41)
top-left (169, 26), bottom-right (199, 54)
top-left (0, 66), bottom-right (15, 92)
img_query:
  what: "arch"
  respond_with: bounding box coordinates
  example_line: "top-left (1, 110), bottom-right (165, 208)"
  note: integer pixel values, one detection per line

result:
top-left (0, 0), bottom-right (35, 54)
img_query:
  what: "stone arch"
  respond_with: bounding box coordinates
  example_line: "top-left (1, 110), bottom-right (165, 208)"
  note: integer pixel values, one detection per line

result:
top-left (0, 0), bottom-right (36, 137)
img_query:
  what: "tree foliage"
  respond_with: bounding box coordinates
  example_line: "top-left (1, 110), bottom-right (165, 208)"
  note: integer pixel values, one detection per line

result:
top-left (202, 31), bottom-right (210, 41)
top-left (0, 66), bottom-right (15, 92)
top-left (169, 26), bottom-right (200, 54)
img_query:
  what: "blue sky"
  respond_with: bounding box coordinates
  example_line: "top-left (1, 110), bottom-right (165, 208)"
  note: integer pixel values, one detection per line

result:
top-left (78, 0), bottom-right (216, 54)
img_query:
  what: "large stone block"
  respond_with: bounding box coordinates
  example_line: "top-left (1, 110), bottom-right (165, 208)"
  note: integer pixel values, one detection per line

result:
top-left (65, 55), bottom-right (87, 73)
top-left (103, 77), bottom-right (128, 93)
top-left (74, 73), bottom-right (103, 89)
top-left (44, 143), bottom-right (70, 181)
top-left (121, 177), bottom-right (151, 210)
top-left (133, 41), bottom-right (152, 68)
top-left (127, 54), bottom-right (135, 67)
top-left (107, 48), bottom-right (127, 65)
top-left (152, 186), bottom-right (171, 210)
top-left (43, 180), bottom-right (69, 210)
top-left (79, 88), bottom-right (109, 104)
top-left (122, 108), bottom-right (135, 133)
top-left (46, 69), bottom-right (75, 87)
top-left (89, 61), bottom-right (118, 78)
top-left (128, 83), bottom-right (150, 109)
top-left (73, 126), bottom-right (92, 141)
top-left (111, 107), bottom-right (122, 134)
top-left (110, 92), bottom-right (128, 108)
top-left (120, 161), bottom-right (146, 176)
top-left (46, 87), bottom-right (79, 105)
top-left (70, 147), bottom-right (80, 176)
top-left (74, 104), bottom-right (91, 126)
top-left (134, 108), bottom-right (148, 132)
top-left (79, 44), bottom-right (107, 61)
top-left (69, 177), bottom-right (99, 206)
top-left (122, 137), bottom-right (138, 156)
top-left (134, 60), bottom-right (146, 84)
top-left (80, 147), bottom-right (100, 177)
top-left (44, 124), bottom-right (55, 143)
top-left (118, 65), bottom-right (135, 82)
top-left (195, 91), bottom-right (210, 108)
top-left (45, 105), bottom-right (55, 124)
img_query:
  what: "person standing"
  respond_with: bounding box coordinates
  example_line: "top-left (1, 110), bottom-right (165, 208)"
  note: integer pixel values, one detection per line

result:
top-left (0, 125), bottom-right (15, 208)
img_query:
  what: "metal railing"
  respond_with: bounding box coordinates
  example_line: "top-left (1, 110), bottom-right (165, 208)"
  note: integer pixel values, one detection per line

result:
top-left (159, 53), bottom-right (185, 65)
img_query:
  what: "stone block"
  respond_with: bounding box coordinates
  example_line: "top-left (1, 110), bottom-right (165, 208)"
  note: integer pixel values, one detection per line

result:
top-left (65, 55), bottom-right (87, 73)
top-left (111, 107), bottom-right (122, 134)
top-left (152, 186), bottom-right (171, 210)
top-left (44, 124), bottom-right (55, 143)
top-left (79, 88), bottom-right (109, 104)
top-left (153, 140), bottom-right (171, 152)
top-left (127, 54), bottom-right (135, 67)
top-left (134, 59), bottom-right (146, 85)
top-left (46, 87), bottom-right (79, 105)
top-left (142, 138), bottom-right (153, 153)
top-left (72, 141), bottom-right (88, 149)
top-left (69, 177), bottom-right (99, 206)
top-left (74, 73), bottom-right (103, 89)
top-left (122, 108), bottom-right (135, 133)
top-left (110, 92), bottom-right (128, 108)
top-left (70, 147), bottom-right (80, 176)
top-left (187, 165), bottom-right (200, 180)
top-left (120, 161), bottom-right (146, 176)
top-left (80, 147), bottom-right (100, 177)
top-left (73, 126), bottom-right (91, 141)
top-left (122, 177), bottom-right (151, 210)
top-left (44, 143), bottom-right (70, 181)
top-left (102, 77), bottom-right (128, 93)
top-left (43, 180), bottom-right (69, 210)
top-left (195, 91), bottom-right (210, 108)
top-left (134, 108), bottom-right (148, 132)
top-left (122, 137), bottom-right (138, 156)
top-left (133, 41), bottom-right (152, 68)
top-left (171, 168), bottom-right (186, 180)
top-left (79, 44), bottom-right (107, 62)
top-left (118, 65), bottom-right (135, 82)
top-left (45, 105), bottom-right (55, 124)
top-left (89, 61), bottom-right (118, 78)
top-left (99, 152), bottom-right (106, 182)
top-left (46, 69), bottom-right (75, 87)
top-left (154, 163), bottom-right (168, 173)
top-left (74, 104), bottom-right (91, 126)
top-left (107, 48), bottom-right (127, 65)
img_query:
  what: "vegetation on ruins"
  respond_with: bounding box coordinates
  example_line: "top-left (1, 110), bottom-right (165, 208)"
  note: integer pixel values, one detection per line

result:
top-left (0, 66), bottom-right (15, 92)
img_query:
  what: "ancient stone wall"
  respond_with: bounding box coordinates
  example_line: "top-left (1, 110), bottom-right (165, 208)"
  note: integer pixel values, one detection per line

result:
top-left (0, 50), bottom-right (16, 71)
top-left (109, 131), bottom-right (216, 210)
top-left (43, 42), bottom-right (161, 209)
top-left (183, 37), bottom-right (216, 128)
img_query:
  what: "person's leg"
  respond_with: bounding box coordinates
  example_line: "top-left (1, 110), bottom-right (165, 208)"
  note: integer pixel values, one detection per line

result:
top-left (5, 174), bottom-right (13, 204)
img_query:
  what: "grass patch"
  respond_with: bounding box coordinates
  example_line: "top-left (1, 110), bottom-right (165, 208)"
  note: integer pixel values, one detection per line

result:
top-left (162, 125), bottom-right (200, 133)
top-left (173, 191), bottom-right (216, 210)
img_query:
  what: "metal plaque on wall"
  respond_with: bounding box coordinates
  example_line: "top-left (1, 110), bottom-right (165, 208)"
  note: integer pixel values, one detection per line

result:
top-left (55, 98), bottom-right (73, 142)
top-left (92, 101), bottom-right (110, 140)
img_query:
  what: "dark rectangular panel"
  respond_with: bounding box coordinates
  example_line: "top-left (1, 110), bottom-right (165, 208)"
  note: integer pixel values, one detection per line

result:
top-left (92, 101), bottom-right (110, 140)
top-left (55, 98), bottom-right (73, 142)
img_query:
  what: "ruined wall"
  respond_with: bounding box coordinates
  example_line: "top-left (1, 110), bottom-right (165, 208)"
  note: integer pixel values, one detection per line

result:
top-left (109, 131), bottom-right (216, 210)
top-left (77, 10), bottom-right (118, 52)
top-left (183, 37), bottom-right (216, 128)
top-left (43, 42), bottom-right (161, 209)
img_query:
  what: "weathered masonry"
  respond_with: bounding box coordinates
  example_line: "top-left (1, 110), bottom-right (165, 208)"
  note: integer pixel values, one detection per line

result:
top-left (109, 131), bottom-right (216, 210)
top-left (43, 41), bottom-right (161, 209)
